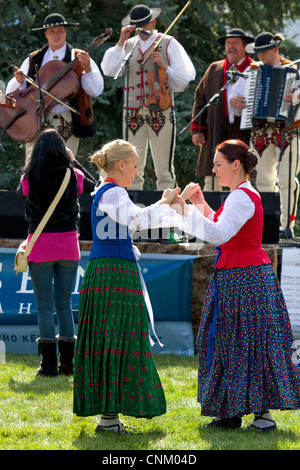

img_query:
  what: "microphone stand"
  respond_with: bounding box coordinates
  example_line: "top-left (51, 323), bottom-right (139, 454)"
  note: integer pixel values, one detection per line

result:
top-left (278, 64), bottom-right (300, 246)
top-left (180, 76), bottom-right (236, 190)
top-left (114, 34), bottom-right (140, 142)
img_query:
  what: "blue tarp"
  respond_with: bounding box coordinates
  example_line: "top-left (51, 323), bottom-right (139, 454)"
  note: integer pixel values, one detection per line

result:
top-left (0, 248), bottom-right (197, 355)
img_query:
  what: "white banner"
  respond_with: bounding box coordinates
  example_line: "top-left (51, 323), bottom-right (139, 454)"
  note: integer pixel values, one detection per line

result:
top-left (281, 247), bottom-right (300, 340)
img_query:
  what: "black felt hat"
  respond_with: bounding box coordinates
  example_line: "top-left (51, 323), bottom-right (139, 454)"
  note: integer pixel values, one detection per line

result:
top-left (32, 13), bottom-right (79, 31)
top-left (121, 4), bottom-right (161, 28)
top-left (217, 28), bottom-right (255, 46)
top-left (249, 32), bottom-right (284, 53)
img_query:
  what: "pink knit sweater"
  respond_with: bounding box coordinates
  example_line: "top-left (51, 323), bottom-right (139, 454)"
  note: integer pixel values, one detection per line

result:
top-left (21, 169), bottom-right (84, 263)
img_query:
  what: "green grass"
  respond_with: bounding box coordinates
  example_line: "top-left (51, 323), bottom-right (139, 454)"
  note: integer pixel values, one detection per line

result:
top-left (0, 354), bottom-right (299, 451)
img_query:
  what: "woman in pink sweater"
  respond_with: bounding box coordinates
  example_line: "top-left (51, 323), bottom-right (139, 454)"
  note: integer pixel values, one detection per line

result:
top-left (17, 129), bottom-right (96, 376)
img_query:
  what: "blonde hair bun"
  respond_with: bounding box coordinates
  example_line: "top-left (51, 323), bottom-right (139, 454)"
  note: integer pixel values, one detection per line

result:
top-left (91, 139), bottom-right (137, 174)
top-left (91, 150), bottom-right (106, 171)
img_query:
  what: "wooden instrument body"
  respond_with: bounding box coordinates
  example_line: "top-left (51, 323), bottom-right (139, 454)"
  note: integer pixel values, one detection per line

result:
top-left (0, 29), bottom-right (113, 142)
top-left (2, 61), bottom-right (79, 142)
top-left (148, 65), bottom-right (172, 112)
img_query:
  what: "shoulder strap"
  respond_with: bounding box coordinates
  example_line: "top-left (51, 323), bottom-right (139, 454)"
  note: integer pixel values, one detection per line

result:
top-left (93, 183), bottom-right (117, 205)
top-left (24, 168), bottom-right (71, 257)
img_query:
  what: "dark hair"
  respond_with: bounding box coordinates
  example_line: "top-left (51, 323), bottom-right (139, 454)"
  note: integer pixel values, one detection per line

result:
top-left (215, 139), bottom-right (258, 175)
top-left (24, 128), bottom-right (73, 182)
top-left (23, 129), bottom-right (77, 214)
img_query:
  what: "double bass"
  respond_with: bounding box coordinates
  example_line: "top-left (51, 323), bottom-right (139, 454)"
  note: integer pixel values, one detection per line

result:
top-left (0, 29), bottom-right (112, 143)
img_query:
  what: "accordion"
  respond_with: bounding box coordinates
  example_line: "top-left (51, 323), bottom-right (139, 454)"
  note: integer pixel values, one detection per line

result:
top-left (240, 65), bottom-right (298, 129)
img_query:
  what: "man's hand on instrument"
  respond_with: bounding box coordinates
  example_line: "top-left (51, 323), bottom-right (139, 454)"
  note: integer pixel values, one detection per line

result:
top-left (14, 67), bottom-right (26, 85)
top-left (230, 95), bottom-right (247, 109)
top-left (77, 51), bottom-right (91, 73)
top-left (117, 25), bottom-right (136, 47)
top-left (149, 51), bottom-right (168, 71)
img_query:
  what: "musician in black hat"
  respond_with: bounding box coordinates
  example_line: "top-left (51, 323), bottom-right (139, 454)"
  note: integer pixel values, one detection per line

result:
top-left (249, 32), bottom-right (300, 238)
top-left (6, 13), bottom-right (104, 159)
top-left (191, 28), bottom-right (254, 191)
top-left (101, 4), bottom-right (196, 191)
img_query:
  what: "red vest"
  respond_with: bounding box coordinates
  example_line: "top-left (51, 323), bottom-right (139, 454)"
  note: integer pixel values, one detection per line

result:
top-left (214, 188), bottom-right (270, 269)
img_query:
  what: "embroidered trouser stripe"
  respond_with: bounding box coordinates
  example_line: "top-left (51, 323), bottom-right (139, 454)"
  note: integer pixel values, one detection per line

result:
top-left (252, 129), bottom-right (300, 230)
top-left (123, 108), bottom-right (176, 190)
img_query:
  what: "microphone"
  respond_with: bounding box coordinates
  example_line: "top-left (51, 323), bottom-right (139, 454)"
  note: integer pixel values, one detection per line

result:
top-left (136, 28), bottom-right (151, 38)
top-left (227, 70), bottom-right (249, 79)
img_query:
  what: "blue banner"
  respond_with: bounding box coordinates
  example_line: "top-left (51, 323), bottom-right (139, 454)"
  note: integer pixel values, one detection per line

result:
top-left (0, 248), bottom-right (197, 355)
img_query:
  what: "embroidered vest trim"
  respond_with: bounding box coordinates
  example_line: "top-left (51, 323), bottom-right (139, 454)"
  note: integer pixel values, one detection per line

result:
top-left (124, 34), bottom-right (174, 109)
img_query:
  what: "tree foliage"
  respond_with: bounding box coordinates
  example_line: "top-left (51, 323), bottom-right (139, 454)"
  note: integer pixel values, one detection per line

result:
top-left (1, 0), bottom-right (300, 189)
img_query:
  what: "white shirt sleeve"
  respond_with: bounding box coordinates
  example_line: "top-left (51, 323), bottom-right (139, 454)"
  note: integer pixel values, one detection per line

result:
top-left (81, 57), bottom-right (104, 97)
top-left (6, 57), bottom-right (29, 94)
top-left (101, 45), bottom-right (125, 77)
top-left (163, 38), bottom-right (196, 92)
top-left (227, 64), bottom-right (251, 124)
top-left (182, 189), bottom-right (255, 245)
top-left (98, 186), bottom-right (180, 232)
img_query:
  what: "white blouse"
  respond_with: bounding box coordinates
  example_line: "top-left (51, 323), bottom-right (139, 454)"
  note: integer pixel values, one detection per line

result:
top-left (182, 182), bottom-right (256, 245)
top-left (101, 31), bottom-right (196, 93)
top-left (97, 185), bottom-right (180, 236)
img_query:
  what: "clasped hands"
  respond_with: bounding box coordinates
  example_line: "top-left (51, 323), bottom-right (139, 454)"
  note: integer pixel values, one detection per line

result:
top-left (160, 182), bottom-right (204, 215)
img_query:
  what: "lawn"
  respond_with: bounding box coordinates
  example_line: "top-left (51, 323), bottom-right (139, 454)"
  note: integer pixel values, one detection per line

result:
top-left (0, 353), bottom-right (299, 451)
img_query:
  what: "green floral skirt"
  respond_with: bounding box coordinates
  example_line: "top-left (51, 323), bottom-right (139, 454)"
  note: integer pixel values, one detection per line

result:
top-left (73, 257), bottom-right (166, 418)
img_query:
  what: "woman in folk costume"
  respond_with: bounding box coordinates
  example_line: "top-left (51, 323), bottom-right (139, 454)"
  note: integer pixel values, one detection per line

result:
top-left (73, 139), bottom-right (180, 433)
top-left (175, 139), bottom-right (300, 432)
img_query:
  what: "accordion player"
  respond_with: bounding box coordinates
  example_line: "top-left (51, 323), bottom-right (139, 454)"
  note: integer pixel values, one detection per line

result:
top-left (240, 64), bottom-right (299, 130)
top-left (239, 31), bottom-right (300, 239)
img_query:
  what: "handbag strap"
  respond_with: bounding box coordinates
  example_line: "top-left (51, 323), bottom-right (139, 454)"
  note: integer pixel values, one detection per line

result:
top-left (23, 168), bottom-right (71, 257)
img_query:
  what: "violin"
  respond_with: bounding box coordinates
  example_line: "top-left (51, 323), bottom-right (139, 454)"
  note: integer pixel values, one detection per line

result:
top-left (140, 0), bottom-right (191, 112)
top-left (148, 63), bottom-right (172, 112)
top-left (0, 29), bottom-right (112, 143)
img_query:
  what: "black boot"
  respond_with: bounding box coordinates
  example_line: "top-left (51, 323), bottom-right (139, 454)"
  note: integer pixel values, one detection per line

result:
top-left (37, 338), bottom-right (58, 377)
top-left (57, 336), bottom-right (76, 375)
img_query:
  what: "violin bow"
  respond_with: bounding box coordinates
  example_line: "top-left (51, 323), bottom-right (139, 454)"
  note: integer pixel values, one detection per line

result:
top-left (140, 0), bottom-right (191, 67)
top-left (16, 68), bottom-right (80, 115)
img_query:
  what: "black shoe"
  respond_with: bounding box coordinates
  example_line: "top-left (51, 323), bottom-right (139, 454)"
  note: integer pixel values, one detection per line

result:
top-left (244, 413), bottom-right (276, 433)
top-left (95, 423), bottom-right (128, 435)
top-left (206, 416), bottom-right (242, 429)
top-left (57, 336), bottom-right (76, 375)
top-left (36, 339), bottom-right (58, 377)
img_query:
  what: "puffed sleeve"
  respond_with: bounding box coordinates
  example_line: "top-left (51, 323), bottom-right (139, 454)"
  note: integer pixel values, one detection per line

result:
top-left (181, 189), bottom-right (255, 244)
top-left (98, 186), bottom-right (181, 232)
